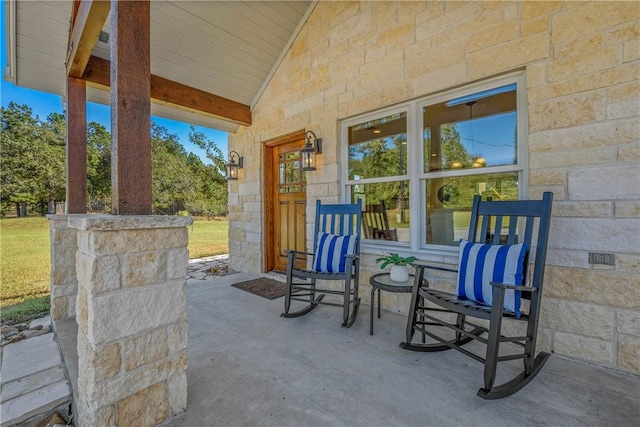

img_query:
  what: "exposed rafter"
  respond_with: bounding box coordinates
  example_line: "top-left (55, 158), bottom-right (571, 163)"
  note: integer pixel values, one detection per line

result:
top-left (82, 55), bottom-right (252, 126)
top-left (66, 0), bottom-right (110, 78)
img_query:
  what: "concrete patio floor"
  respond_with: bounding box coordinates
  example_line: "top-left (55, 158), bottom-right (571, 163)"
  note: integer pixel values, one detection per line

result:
top-left (57, 272), bottom-right (640, 426)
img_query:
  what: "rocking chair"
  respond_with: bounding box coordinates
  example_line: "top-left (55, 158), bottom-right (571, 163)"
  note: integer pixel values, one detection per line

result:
top-left (362, 201), bottom-right (397, 241)
top-left (401, 192), bottom-right (553, 399)
top-left (281, 200), bottom-right (362, 327)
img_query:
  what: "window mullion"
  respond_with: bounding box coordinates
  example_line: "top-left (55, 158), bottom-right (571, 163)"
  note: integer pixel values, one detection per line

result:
top-left (408, 100), bottom-right (421, 252)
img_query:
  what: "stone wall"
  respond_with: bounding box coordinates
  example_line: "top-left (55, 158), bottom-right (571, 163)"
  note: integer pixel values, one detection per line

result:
top-left (228, 1), bottom-right (639, 374)
top-left (69, 215), bottom-right (192, 426)
top-left (48, 215), bottom-right (80, 321)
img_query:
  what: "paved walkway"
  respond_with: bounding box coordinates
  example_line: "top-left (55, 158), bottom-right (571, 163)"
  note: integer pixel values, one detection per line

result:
top-left (187, 254), bottom-right (230, 280)
top-left (0, 316), bottom-right (71, 426)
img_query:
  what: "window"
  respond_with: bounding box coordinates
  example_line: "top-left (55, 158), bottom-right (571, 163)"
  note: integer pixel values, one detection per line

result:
top-left (278, 150), bottom-right (306, 193)
top-left (347, 112), bottom-right (410, 243)
top-left (343, 73), bottom-right (526, 252)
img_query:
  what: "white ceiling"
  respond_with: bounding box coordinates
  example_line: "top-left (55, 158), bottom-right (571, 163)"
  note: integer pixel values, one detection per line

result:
top-left (5, 0), bottom-right (315, 133)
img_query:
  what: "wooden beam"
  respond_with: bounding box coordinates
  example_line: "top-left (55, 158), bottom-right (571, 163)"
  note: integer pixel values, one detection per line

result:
top-left (82, 55), bottom-right (110, 86)
top-left (71, 0), bottom-right (81, 27)
top-left (83, 55), bottom-right (252, 126)
top-left (151, 75), bottom-right (252, 126)
top-left (111, 0), bottom-right (152, 215)
top-left (67, 0), bottom-right (110, 78)
top-left (66, 76), bottom-right (87, 214)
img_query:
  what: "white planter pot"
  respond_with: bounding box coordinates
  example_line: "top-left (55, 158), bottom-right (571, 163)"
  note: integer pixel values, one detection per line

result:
top-left (389, 265), bottom-right (409, 282)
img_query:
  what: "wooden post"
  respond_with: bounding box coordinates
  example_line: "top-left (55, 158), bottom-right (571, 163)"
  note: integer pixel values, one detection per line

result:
top-left (110, 0), bottom-right (152, 215)
top-left (66, 76), bottom-right (87, 214)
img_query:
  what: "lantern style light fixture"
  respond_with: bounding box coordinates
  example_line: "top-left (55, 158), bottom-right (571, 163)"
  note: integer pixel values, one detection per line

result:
top-left (225, 151), bottom-right (243, 180)
top-left (301, 130), bottom-right (322, 171)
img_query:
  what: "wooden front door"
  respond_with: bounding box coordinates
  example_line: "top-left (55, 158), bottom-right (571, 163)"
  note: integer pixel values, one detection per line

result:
top-left (264, 132), bottom-right (307, 272)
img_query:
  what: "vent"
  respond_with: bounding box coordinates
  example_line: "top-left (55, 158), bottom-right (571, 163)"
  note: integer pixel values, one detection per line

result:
top-left (588, 253), bottom-right (615, 266)
top-left (99, 31), bottom-right (109, 43)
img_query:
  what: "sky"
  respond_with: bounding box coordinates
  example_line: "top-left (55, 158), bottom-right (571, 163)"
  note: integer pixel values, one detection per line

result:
top-left (0, 4), bottom-right (227, 165)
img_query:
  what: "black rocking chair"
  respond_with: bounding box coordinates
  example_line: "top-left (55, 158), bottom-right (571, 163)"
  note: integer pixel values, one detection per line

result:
top-left (281, 200), bottom-right (362, 327)
top-left (401, 192), bottom-right (553, 399)
top-left (362, 201), bottom-right (398, 241)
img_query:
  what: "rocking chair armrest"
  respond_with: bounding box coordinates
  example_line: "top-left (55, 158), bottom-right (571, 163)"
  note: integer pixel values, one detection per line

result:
top-left (490, 281), bottom-right (538, 293)
top-left (285, 249), bottom-right (316, 257)
top-left (412, 260), bottom-right (458, 274)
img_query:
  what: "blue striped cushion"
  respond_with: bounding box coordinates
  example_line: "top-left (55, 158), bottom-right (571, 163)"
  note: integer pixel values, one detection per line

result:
top-left (456, 239), bottom-right (528, 318)
top-left (313, 232), bottom-right (358, 273)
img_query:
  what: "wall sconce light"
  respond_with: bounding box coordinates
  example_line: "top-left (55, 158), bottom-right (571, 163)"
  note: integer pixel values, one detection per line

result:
top-left (301, 130), bottom-right (322, 171)
top-left (225, 151), bottom-right (243, 180)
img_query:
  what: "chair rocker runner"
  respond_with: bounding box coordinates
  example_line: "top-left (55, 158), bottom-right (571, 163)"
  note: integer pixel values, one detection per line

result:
top-left (282, 200), bottom-right (362, 327)
top-left (400, 192), bottom-right (553, 399)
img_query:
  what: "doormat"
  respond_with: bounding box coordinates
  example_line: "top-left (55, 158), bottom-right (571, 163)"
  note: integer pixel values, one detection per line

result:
top-left (231, 278), bottom-right (286, 300)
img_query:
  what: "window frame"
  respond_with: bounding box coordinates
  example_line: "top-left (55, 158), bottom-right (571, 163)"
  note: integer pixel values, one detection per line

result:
top-left (341, 71), bottom-right (529, 256)
top-left (342, 103), bottom-right (413, 249)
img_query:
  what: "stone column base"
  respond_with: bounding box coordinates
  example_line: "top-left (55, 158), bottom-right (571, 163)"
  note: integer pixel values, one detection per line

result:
top-left (69, 215), bottom-right (192, 427)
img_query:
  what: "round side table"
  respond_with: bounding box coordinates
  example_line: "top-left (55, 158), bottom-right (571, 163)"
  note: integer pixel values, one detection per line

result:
top-left (369, 273), bottom-right (414, 335)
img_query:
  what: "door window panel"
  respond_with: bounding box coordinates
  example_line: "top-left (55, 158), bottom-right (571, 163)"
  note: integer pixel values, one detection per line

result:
top-left (278, 150), bottom-right (306, 193)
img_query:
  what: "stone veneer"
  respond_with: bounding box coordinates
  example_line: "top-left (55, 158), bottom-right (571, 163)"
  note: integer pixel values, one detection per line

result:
top-left (68, 215), bottom-right (192, 426)
top-left (228, 1), bottom-right (639, 375)
top-left (48, 215), bottom-right (80, 321)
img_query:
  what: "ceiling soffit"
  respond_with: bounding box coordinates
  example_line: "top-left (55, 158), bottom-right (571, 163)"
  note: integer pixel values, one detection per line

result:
top-left (8, 0), bottom-right (314, 131)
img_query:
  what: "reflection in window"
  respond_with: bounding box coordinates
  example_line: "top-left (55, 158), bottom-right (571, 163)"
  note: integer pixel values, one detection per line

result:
top-left (351, 181), bottom-right (410, 243)
top-left (348, 113), bottom-right (407, 180)
top-left (424, 84), bottom-right (517, 173)
top-left (343, 73), bottom-right (525, 250)
top-left (278, 150), bottom-right (306, 193)
top-left (423, 83), bottom-right (520, 246)
top-left (347, 112), bottom-right (409, 242)
top-left (426, 173), bottom-right (519, 245)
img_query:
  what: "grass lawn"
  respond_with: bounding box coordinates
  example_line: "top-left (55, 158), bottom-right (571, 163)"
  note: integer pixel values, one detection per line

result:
top-left (1, 216), bottom-right (228, 323)
top-left (186, 219), bottom-right (229, 259)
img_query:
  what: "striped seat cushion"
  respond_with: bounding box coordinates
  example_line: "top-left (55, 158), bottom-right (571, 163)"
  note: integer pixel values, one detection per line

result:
top-left (456, 239), bottom-right (528, 318)
top-left (313, 232), bottom-right (358, 273)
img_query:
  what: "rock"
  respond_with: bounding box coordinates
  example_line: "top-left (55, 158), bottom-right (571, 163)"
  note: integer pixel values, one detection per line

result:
top-left (8, 335), bottom-right (24, 343)
top-left (7, 330), bottom-right (19, 337)
top-left (16, 323), bottom-right (29, 331)
top-left (23, 329), bottom-right (49, 339)
top-left (30, 324), bottom-right (44, 330)
top-left (36, 411), bottom-right (67, 427)
top-left (29, 315), bottom-right (52, 330)
top-left (1, 326), bottom-right (18, 334)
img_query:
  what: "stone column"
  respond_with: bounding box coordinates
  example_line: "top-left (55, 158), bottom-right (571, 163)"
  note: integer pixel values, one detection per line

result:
top-left (70, 215), bottom-right (192, 426)
top-left (48, 215), bottom-right (80, 321)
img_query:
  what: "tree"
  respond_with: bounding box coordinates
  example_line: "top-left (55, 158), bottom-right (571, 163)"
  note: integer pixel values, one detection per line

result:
top-left (348, 133), bottom-right (408, 211)
top-left (0, 103), bottom-right (65, 215)
top-left (87, 122), bottom-right (112, 212)
top-left (0, 103), bottom-right (229, 218)
top-left (187, 126), bottom-right (228, 217)
top-left (440, 124), bottom-right (472, 169)
top-left (151, 123), bottom-right (196, 213)
top-left (37, 113), bottom-right (66, 213)
top-left (1, 103), bottom-right (39, 215)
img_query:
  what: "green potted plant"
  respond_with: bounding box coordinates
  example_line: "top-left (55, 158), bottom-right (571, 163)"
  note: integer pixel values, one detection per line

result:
top-left (375, 253), bottom-right (417, 282)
